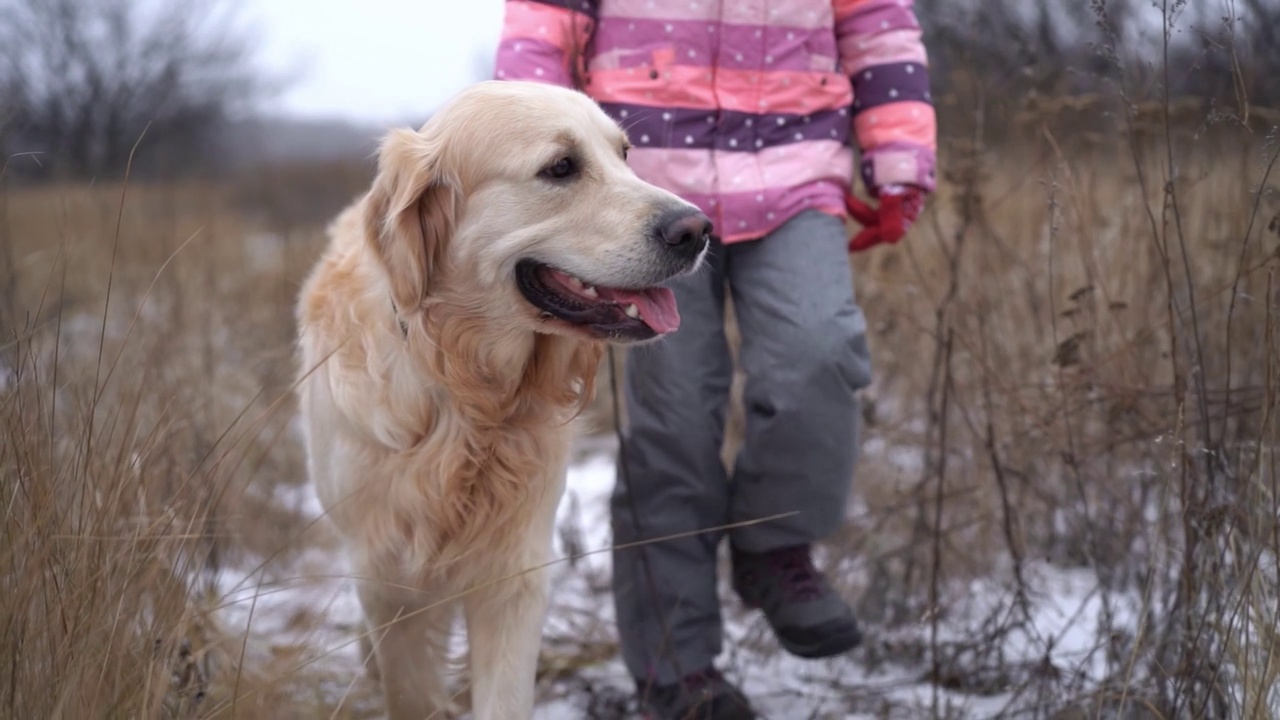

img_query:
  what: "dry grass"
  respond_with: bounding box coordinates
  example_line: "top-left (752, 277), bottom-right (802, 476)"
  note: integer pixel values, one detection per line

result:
top-left (0, 174), bottom-right (374, 718)
top-left (3, 85), bottom-right (1279, 720)
top-left (824, 126), bottom-right (1280, 717)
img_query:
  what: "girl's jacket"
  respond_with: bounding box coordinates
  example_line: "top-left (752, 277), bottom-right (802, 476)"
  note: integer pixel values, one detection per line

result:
top-left (495, 0), bottom-right (938, 244)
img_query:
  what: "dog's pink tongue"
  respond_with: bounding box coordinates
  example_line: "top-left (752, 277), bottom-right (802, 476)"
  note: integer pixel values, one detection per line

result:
top-left (605, 287), bottom-right (681, 334)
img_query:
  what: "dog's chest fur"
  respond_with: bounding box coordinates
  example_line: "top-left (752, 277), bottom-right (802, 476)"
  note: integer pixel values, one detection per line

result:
top-left (380, 395), bottom-right (573, 583)
top-left (334, 307), bottom-right (601, 585)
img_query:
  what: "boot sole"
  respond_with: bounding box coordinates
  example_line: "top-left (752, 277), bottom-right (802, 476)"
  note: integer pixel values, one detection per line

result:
top-left (736, 592), bottom-right (865, 659)
top-left (641, 711), bottom-right (757, 720)
top-left (640, 706), bottom-right (758, 720)
top-left (777, 624), bottom-right (864, 659)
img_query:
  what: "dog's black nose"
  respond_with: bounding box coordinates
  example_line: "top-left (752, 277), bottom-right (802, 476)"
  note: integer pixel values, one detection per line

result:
top-left (655, 208), bottom-right (713, 252)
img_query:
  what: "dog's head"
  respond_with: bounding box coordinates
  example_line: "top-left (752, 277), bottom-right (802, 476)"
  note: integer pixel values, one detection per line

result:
top-left (363, 80), bottom-right (711, 344)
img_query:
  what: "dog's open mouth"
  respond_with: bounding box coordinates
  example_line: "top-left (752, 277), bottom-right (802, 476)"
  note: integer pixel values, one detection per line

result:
top-left (516, 260), bottom-right (680, 340)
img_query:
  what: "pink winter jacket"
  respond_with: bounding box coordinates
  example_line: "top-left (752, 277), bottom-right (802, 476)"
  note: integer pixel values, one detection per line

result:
top-left (494, 0), bottom-right (938, 244)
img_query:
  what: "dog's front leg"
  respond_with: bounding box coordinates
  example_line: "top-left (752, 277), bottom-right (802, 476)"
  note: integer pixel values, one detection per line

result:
top-left (463, 566), bottom-right (550, 719)
top-left (357, 582), bottom-right (458, 720)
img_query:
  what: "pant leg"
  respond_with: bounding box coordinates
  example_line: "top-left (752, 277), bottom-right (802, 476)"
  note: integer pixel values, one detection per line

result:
top-left (725, 209), bottom-right (873, 553)
top-left (610, 241), bottom-right (735, 685)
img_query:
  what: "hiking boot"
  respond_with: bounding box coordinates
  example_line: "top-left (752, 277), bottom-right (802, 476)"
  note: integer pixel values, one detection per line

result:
top-left (731, 544), bottom-right (863, 659)
top-left (635, 667), bottom-right (757, 720)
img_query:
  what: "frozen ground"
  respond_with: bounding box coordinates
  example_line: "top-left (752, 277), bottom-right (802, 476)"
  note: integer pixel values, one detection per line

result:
top-left (211, 435), bottom-right (1143, 719)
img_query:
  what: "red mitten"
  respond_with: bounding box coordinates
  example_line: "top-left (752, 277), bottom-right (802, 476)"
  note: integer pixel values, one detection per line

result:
top-left (846, 184), bottom-right (926, 252)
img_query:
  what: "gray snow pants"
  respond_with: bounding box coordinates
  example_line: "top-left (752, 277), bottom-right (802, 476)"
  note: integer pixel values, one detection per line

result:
top-left (610, 209), bottom-right (873, 686)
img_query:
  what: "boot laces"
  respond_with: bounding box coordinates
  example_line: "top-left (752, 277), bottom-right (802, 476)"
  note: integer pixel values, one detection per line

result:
top-left (770, 547), bottom-right (824, 602)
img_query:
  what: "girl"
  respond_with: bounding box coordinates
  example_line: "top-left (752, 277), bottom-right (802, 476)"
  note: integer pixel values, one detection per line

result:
top-left (494, 2), bottom-right (936, 716)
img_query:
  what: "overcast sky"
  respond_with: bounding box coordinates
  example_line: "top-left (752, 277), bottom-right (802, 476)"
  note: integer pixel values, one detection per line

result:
top-left (249, 1), bottom-right (505, 124)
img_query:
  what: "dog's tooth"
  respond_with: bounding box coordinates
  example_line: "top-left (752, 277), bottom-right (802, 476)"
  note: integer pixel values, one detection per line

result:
top-left (625, 303), bottom-right (640, 319)
top-left (567, 275), bottom-right (583, 288)
top-left (583, 286), bottom-right (598, 298)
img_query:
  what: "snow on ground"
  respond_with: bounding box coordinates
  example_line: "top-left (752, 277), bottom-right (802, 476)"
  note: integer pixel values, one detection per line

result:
top-left (210, 436), bottom-right (1141, 719)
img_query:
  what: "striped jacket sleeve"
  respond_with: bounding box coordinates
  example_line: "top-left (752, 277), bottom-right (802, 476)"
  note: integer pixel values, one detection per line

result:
top-left (833, 0), bottom-right (939, 194)
top-left (494, 0), bottom-right (597, 89)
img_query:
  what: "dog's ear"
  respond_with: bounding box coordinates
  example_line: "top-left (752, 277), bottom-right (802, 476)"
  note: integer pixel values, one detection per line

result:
top-left (364, 127), bottom-right (456, 315)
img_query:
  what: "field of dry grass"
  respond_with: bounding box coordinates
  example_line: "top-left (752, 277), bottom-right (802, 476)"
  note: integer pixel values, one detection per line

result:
top-left (2, 92), bottom-right (1279, 719)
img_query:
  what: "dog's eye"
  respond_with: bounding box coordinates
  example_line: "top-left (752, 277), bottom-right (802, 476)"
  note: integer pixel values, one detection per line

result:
top-left (541, 156), bottom-right (577, 180)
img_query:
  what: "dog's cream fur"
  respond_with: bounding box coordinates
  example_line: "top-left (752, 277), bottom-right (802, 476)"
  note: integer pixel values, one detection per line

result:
top-left (293, 80), bottom-right (706, 719)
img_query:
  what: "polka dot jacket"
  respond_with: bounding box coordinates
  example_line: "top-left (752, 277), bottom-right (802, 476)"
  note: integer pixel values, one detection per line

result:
top-left (495, 0), bottom-right (938, 244)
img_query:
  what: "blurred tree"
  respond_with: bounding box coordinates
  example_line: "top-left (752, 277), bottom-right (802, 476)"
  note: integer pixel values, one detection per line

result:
top-left (913, 0), bottom-right (1276, 139)
top-left (1178, 0), bottom-right (1280, 111)
top-left (0, 0), bottom-right (270, 181)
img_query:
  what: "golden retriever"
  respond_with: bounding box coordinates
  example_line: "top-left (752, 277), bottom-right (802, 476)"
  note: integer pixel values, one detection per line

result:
top-left (293, 80), bottom-right (711, 719)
